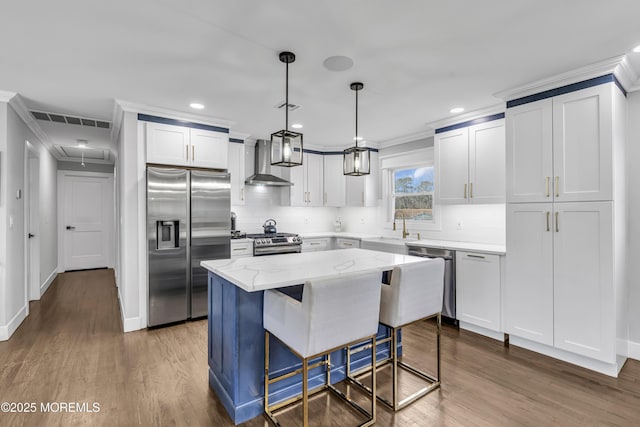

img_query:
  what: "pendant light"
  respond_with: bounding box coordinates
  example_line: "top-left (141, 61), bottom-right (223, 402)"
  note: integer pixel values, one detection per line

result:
top-left (271, 51), bottom-right (303, 167)
top-left (343, 82), bottom-right (370, 176)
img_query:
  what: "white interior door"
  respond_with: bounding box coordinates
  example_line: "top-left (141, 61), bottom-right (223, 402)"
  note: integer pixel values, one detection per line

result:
top-left (62, 173), bottom-right (114, 271)
top-left (27, 156), bottom-right (40, 300)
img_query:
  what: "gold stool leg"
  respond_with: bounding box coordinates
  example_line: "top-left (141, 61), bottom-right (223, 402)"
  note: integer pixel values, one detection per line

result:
top-left (437, 313), bottom-right (441, 382)
top-left (264, 331), bottom-right (269, 415)
top-left (392, 326), bottom-right (398, 411)
top-left (371, 336), bottom-right (377, 424)
top-left (303, 356), bottom-right (309, 427)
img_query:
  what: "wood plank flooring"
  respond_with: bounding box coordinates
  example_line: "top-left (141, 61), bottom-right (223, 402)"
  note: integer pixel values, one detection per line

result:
top-left (1, 269), bottom-right (639, 426)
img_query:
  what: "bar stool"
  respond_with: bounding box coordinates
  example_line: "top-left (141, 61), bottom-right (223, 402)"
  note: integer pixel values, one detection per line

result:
top-left (347, 259), bottom-right (445, 411)
top-left (263, 270), bottom-right (382, 427)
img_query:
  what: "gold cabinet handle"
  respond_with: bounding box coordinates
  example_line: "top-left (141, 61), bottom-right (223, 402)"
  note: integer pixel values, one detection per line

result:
top-left (192, 145), bottom-right (195, 161)
top-left (555, 211), bottom-right (559, 232)
top-left (555, 176), bottom-right (559, 197)
top-left (464, 183), bottom-right (467, 199)
top-left (545, 177), bottom-right (550, 197)
top-left (186, 145), bottom-right (189, 161)
top-left (546, 211), bottom-right (550, 231)
top-left (240, 187), bottom-right (244, 201)
top-left (470, 182), bottom-right (473, 198)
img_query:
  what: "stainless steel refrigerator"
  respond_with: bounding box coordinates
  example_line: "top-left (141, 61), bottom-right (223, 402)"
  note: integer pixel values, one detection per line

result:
top-left (147, 167), bottom-right (230, 327)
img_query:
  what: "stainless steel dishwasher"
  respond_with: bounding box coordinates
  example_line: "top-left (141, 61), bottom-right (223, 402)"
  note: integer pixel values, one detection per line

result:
top-left (407, 245), bottom-right (456, 323)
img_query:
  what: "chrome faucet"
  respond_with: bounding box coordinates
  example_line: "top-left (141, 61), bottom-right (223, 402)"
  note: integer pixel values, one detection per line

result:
top-left (393, 212), bottom-right (410, 239)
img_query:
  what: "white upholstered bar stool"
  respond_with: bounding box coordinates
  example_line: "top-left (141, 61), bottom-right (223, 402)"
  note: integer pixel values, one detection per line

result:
top-left (372, 259), bottom-right (445, 411)
top-left (263, 270), bottom-right (382, 427)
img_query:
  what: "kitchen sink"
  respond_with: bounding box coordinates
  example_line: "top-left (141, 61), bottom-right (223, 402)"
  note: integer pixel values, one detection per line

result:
top-left (361, 236), bottom-right (415, 254)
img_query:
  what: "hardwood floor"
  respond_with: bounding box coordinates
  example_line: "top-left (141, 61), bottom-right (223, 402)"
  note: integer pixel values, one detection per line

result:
top-left (1, 269), bottom-right (639, 426)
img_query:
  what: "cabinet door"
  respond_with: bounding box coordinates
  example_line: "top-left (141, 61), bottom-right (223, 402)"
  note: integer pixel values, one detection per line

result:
top-left (456, 252), bottom-right (501, 331)
top-left (228, 142), bottom-right (245, 205)
top-left (505, 203), bottom-right (554, 345)
top-left (469, 120), bottom-right (505, 204)
top-left (287, 155), bottom-right (306, 207)
top-left (305, 153), bottom-right (324, 207)
top-left (436, 128), bottom-right (469, 204)
top-left (345, 175), bottom-right (365, 207)
top-left (364, 151), bottom-right (379, 207)
top-left (505, 100), bottom-right (553, 203)
top-left (146, 122), bottom-right (189, 166)
top-left (190, 128), bottom-right (229, 169)
top-left (323, 155), bottom-right (345, 207)
top-left (553, 201), bottom-right (614, 362)
top-left (336, 238), bottom-right (360, 249)
top-left (301, 238), bottom-right (331, 252)
top-left (552, 85), bottom-right (613, 202)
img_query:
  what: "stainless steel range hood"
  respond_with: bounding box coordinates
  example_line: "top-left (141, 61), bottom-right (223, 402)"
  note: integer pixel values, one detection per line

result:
top-left (245, 140), bottom-right (293, 186)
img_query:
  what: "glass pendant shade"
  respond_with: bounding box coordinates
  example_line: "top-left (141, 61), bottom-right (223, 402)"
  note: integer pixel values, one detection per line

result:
top-left (271, 51), bottom-right (303, 167)
top-left (271, 130), bottom-right (303, 166)
top-left (343, 81), bottom-right (370, 176)
top-left (343, 146), bottom-right (370, 176)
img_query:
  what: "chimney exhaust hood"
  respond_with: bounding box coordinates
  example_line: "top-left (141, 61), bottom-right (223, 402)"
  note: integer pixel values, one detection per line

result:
top-left (245, 140), bottom-right (294, 187)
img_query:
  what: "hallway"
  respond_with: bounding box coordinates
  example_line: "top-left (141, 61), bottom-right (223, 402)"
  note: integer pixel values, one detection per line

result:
top-left (1, 270), bottom-right (639, 426)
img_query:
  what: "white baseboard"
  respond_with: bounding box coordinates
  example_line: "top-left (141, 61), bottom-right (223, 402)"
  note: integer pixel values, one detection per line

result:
top-left (118, 288), bottom-right (144, 333)
top-left (40, 269), bottom-right (58, 297)
top-left (459, 321), bottom-right (505, 342)
top-left (628, 340), bottom-right (640, 361)
top-left (0, 305), bottom-right (28, 341)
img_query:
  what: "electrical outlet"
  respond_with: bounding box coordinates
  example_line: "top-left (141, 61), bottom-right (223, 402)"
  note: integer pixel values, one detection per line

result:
top-left (360, 217), bottom-right (365, 224)
top-left (304, 217), bottom-right (309, 224)
top-left (456, 219), bottom-right (462, 230)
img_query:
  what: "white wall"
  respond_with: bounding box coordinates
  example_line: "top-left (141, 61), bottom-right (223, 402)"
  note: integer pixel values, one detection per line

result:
top-left (626, 91), bottom-right (640, 352)
top-left (114, 111), bottom-right (143, 332)
top-left (0, 100), bottom-right (58, 340)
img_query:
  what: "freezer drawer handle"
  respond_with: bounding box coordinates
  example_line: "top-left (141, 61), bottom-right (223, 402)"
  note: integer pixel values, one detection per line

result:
top-left (466, 254), bottom-right (485, 259)
top-left (66, 225), bottom-right (76, 230)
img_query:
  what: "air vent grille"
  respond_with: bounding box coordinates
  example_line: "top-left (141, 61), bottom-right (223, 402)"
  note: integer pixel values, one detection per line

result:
top-left (30, 111), bottom-right (111, 129)
top-left (274, 101), bottom-right (302, 112)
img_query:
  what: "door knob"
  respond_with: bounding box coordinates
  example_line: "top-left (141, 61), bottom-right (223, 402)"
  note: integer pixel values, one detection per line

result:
top-left (66, 226), bottom-right (76, 230)
top-left (28, 233), bottom-right (35, 238)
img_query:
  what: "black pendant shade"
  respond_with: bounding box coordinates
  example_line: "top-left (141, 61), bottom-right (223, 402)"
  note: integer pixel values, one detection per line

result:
top-left (271, 51), bottom-right (303, 167)
top-left (343, 82), bottom-right (370, 176)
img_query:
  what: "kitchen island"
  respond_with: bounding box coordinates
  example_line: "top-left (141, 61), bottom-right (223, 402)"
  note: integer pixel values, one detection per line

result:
top-left (200, 248), bottom-right (427, 424)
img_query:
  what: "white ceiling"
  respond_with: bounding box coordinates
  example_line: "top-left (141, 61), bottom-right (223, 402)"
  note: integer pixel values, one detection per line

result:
top-left (2, 0), bottom-right (640, 154)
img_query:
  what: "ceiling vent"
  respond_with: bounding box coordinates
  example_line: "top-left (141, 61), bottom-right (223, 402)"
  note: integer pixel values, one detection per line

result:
top-left (274, 101), bottom-right (302, 112)
top-left (30, 111), bottom-right (111, 129)
top-left (53, 145), bottom-right (112, 163)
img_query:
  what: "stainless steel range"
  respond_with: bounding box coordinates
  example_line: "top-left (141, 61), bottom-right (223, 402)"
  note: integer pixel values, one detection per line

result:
top-left (246, 233), bottom-right (303, 256)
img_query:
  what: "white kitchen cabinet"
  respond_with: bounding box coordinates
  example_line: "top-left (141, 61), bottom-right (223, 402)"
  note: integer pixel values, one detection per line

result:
top-left (505, 203), bottom-right (554, 346)
top-left (506, 84), bottom-right (613, 203)
top-left (435, 119), bottom-right (505, 205)
top-left (301, 237), bottom-right (331, 252)
top-left (145, 121), bottom-right (229, 169)
top-left (345, 150), bottom-right (379, 207)
top-left (323, 154), bottom-right (345, 207)
top-left (228, 142), bottom-right (245, 205)
top-left (287, 152), bottom-right (323, 207)
top-left (189, 128), bottom-right (229, 169)
top-left (553, 202), bottom-right (614, 362)
top-left (506, 202), bottom-right (617, 362)
top-left (230, 240), bottom-right (253, 258)
top-left (335, 238), bottom-right (360, 249)
top-left (456, 251), bottom-right (501, 333)
top-left (146, 122), bottom-right (190, 166)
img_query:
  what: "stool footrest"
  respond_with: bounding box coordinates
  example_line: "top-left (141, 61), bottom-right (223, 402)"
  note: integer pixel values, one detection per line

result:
top-left (267, 359), bottom-right (328, 385)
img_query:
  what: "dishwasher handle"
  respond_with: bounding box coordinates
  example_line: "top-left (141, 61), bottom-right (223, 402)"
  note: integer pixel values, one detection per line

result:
top-left (408, 248), bottom-right (454, 260)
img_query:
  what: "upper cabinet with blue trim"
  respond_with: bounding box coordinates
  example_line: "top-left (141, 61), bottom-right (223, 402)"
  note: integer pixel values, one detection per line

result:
top-left (435, 115), bottom-right (505, 205)
top-left (506, 79), bottom-right (623, 203)
top-left (142, 115), bottom-right (229, 169)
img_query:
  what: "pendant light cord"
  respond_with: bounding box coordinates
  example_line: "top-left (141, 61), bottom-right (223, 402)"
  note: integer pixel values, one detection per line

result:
top-left (285, 61), bottom-right (289, 131)
top-left (355, 87), bottom-right (359, 148)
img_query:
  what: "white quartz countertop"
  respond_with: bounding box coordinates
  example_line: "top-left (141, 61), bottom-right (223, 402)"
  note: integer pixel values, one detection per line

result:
top-left (201, 248), bottom-right (428, 292)
top-left (299, 232), bottom-right (505, 255)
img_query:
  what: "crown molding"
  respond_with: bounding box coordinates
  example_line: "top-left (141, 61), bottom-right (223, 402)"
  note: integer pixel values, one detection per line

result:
top-left (229, 130), bottom-right (251, 141)
top-left (617, 56), bottom-right (640, 92)
top-left (114, 99), bottom-right (236, 128)
top-left (425, 103), bottom-right (505, 131)
top-left (376, 130), bottom-right (435, 149)
top-left (494, 55), bottom-right (636, 101)
top-left (0, 90), bottom-right (17, 103)
top-left (7, 94), bottom-right (58, 156)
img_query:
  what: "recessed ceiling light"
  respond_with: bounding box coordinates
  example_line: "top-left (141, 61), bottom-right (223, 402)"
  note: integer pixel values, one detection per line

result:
top-left (633, 44), bottom-right (640, 53)
top-left (353, 136), bottom-right (363, 141)
top-left (323, 55), bottom-right (354, 72)
top-left (450, 107), bottom-right (465, 114)
top-left (76, 139), bottom-right (88, 148)
top-left (291, 123), bottom-right (303, 129)
top-left (190, 103), bottom-right (205, 110)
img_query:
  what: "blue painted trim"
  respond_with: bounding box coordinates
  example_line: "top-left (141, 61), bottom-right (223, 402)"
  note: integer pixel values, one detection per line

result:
top-left (435, 113), bottom-right (505, 134)
top-left (137, 113), bottom-right (229, 133)
top-left (506, 74), bottom-right (627, 108)
top-left (229, 138), bottom-right (244, 144)
top-left (304, 148), bottom-right (378, 155)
